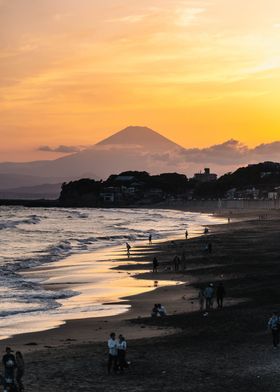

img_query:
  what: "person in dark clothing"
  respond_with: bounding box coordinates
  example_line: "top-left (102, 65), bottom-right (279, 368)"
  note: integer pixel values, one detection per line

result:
top-left (216, 282), bottom-right (226, 309)
top-left (117, 335), bottom-right (127, 372)
top-left (149, 234), bottom-right (152, 244)
top-left (15, 351), bottom-right (24, 391)
top-left (268, 312), bottom-right (280, 348)
top-left (185, 230), bottom-right (188, 239)
top-left (152, 257), bottom-right (159, 273)
top-left (2, 347), bottom-right (17, 390)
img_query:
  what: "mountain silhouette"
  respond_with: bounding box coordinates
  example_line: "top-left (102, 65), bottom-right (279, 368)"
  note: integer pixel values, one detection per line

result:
top-left (0, 126), bottom-right (185, 197)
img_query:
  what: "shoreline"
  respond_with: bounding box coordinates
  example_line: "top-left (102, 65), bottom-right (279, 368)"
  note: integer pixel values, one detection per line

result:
top-left (3, 215), bottom-right (280, 391)
top-left (1, 212), bottom-right (228, 349)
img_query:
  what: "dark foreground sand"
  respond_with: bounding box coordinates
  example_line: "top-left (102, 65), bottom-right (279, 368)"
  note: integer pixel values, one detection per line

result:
top-left (3, 215), bottom-right (280, 391)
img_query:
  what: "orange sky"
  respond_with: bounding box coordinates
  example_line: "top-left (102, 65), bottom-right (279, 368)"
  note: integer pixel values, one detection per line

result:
top-left (1, 0), bottom-right (280, 161)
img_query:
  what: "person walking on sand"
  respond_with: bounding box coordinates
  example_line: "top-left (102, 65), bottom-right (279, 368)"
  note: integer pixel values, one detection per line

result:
top-left (149, 234), bottom-right (152, 244)
top-left (204, 283), bottom-right (214, 310)
top-left (126, 242), bottom-right (131, 257)
top-left (173, 255), bottom-right (180, 272)
top-left (185, 230), bottom-right (188, 239)
top-left (108, 332), bottom-right (118, 374)
top-left (268, 312), bottom-right (280, 349)
top-left (216, 282), bottom-right (226, 309)
top-left (152, 256), bottom-right (159, 273)
top-left (2, 347), bottom-right (17, 391)
top-left (198, 288), bottom-right (205, 312)
top-left (117, 335), bottom-right (128, 372)
top-left (15, 351), bottom-right (24, 391)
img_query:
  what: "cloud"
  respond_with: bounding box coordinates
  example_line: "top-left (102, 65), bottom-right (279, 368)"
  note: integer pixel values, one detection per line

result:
top-left (181, 140), bottom-right (280, 166)
top-left (38, 145), bottom-right (85, 153)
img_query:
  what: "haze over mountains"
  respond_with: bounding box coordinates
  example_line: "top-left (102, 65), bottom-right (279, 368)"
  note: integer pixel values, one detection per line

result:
top-left (0, 126), bottom-right (280, 199)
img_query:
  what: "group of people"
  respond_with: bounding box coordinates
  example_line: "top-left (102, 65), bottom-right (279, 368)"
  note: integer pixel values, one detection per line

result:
top-left (199, 282), bottom-right (226, 312)
top-left (1, 347), bottom-right (24, 392)
top-left (151, 303), bottom-right (167, 318)
top-left (107, 333), bottom-right (128, 374)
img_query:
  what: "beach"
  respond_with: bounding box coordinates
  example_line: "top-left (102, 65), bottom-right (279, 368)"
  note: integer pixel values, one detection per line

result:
top-left (1, 211), bottom-right (280, 391)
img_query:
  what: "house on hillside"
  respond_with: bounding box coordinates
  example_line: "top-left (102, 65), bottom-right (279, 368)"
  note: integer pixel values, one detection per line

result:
top-left (194, 168), bottom-right (217, 182)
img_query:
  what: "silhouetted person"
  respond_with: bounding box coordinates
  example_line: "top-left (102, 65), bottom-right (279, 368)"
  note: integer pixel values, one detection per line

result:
top-left (198, 288), bottom-right (205, 312)
top-left (117, 335), bottom-right (127, 372)
top-left (108, 333), bottom-right (118, 374)
top-left (268, 312), bottom-right (280, 349)
top-left (153, 256), bottom-right (159, 273)
top-left (2, 347), bottom-right (16, 390)
top-left (126, 242), bottom-right (131, 257)
top-left (151, 304), bottom-right (159, 318)
top-left (204, 284), bottom-right (214, 310)
top-left (216, 282), bottom-right (226, 309)
top-left (15, 351), bottom-right (24, 391)
top-left (149, 234), bottom-right (152, 244)
top-left (173, 256), bottom-right (180, 272)
top-left (185, 230), bottom-right (188, 239)
top-left (204, 227), bottom-right (209, 234)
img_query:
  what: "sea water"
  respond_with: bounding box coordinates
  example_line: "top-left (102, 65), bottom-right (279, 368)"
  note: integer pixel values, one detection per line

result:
top-left (0, 206), bottom-right (225, 338)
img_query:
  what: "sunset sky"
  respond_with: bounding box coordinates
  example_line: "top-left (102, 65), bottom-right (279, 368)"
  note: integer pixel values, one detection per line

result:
top-left (1, 0), bottom-right (280, 161)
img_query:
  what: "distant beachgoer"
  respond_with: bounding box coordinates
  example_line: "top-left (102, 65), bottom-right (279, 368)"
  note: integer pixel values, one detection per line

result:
top-left (126, 242), bottom-right (131, 257)
top-left (198, 288), bottom-right (205, 312)
top-left (108, 333), bottom-right (118, 374)
top-left (185, 230), bottom-right (188, 239)
top-left (228, 217), bottom-right (231, 223)
top-left (158, 304), bottom-right (167, 317)
top-left (204, 284), bottom-right (214, 310)
top-left (216, 282), bottom-right (226, 309)
top-left (268, 312), bottom-right (280, 349)
top-left (181, 251), bottom-right (187, 271)
top-left (2, 347), bottom-right (17, 390)
top-left (204, 228), bottom-right (209, 234)
top-left (149, 234), bottom-right (152, 244)
top-left (117, 335), bottom-right (127, 372)
top-left (151, 304), bottom-right (159, 318)
top-left (153, 257), bottom-right (159, 273)
top-left (15, 351), bottom-right (24, 391)
top-left (173, 256), bottom-right (180, 272)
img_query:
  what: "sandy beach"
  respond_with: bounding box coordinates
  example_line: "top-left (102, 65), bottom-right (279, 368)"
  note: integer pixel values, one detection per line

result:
top-left (2, 211), bottom-right (280, 391)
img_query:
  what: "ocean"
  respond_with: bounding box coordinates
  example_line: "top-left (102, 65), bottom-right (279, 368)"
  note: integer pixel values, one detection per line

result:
top-left (0, 206), bottom-right (225, 338)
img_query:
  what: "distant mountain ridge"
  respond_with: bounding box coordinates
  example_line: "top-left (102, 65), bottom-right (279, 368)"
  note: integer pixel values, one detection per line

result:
top-left (0, 126), bottom-right (186, 198)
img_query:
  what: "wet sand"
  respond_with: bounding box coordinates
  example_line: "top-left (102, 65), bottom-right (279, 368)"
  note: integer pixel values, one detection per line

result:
top-left (2, 213), bottom-right (280, 391)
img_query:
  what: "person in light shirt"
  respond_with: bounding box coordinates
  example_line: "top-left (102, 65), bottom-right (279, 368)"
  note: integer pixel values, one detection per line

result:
top-left (107, 332), bottom-right (118, 374)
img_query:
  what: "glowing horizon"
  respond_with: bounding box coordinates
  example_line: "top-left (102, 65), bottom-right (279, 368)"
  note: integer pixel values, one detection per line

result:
top-left (1, 0), bottom-right (280, 161)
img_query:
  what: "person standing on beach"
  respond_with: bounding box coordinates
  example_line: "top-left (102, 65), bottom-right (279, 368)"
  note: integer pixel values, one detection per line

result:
top-left (268, 312), bottom-right (280, 349)
top-left (117, 335), bottom-right (127, 372)
top-left (198, 288), bottom-right (205, 312)
top-left (216, 283), bottom-right (226, 309)
top-left (152, 256), bottom-right (159, 273)
top-left (204, 284), bottom-right (214, 310)
top-left (185, 230), bottom-right (188, 239)
top-left (149, 234), bottom-right (152, 244)
top-left (2, 347), bottom-right (17, 390)
top-left (108, 333), bottom-right (118, 374)
top-left (126, 242), bottom-right (131, 257)
top-left (15, 351), bottom-right (24, 391)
